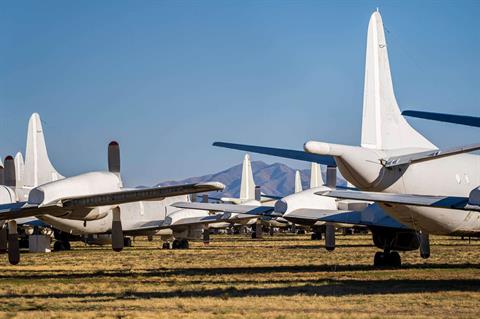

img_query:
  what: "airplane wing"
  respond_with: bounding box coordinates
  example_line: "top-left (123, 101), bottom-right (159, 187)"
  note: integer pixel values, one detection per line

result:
top-left (171, 202), bottom-right (278, 216)
top-left (284, 208), bottom-right (408, 229)
top-left (62, 182), bottom-right (225, 208)
top-left (160, 213), bottom-right (260, 229)
top-left (320, 189), bottom-right (474, 211)
top-left (0, 182), bottom-right (225, 221)
top-left (402, 110), bottom-right (480, 128)
top-left (213, 142), bottom-right (336, 166)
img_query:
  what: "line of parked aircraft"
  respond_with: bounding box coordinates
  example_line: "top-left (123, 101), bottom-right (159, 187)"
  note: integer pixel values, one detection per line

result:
top-left (0, 11), bottom-right (476, 267)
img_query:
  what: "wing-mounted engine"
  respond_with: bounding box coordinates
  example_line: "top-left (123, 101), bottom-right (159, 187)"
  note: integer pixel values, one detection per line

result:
top-left (370, 226), bottom-right (420, 251)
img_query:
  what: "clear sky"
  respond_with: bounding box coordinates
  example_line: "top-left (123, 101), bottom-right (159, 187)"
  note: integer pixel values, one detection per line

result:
top-left (0, 0), bottom-right (478, 186)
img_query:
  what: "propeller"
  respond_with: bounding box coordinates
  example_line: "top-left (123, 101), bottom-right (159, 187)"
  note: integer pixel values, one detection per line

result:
top-left (255, 186), bottom-right (261, 201)
top-left (326, 165), bottom-right (337, 188)
top-left (111, 207), bottom-right (124, 252)
top-left (325, 165), bottom-right (337, 251)
top-left (0, 160), bottom-right (4, 185)
top-left (108, 141), bottom-right (124, 252)
top-left (4, 156), bottom-right (15, 187)
top-left (7, 220), bottom-right (19, 265)
top-left (108, 141), bottom-right (121, 177)
top-left (0, 223), bottom-right (7, 254)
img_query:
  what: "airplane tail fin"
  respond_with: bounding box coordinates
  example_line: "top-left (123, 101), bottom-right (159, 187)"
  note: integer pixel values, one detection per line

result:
top-left (14, 152), bottom-right (24, 188)
top-left (239, 154), bottom-right (255, 200)
top-left (361, 11), bottom-right (435, 151)
top-left (310, 163), bottom-right (324, 188)
top-left (294, 170), bottom-right (303, 193)
top-left (24, 113), bottom-right (63, 187)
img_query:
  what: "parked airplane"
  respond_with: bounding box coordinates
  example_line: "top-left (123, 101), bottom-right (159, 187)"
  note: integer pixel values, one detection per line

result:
top-left (0, 113), bottom-right (225, 264)
top-left (206, 11), bottom-right (473, 266)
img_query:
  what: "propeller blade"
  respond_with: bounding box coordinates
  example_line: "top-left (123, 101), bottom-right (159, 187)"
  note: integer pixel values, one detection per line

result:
top-left (4, 156), bottom-right (15, 187)
top-left (108, 141), bottom-right (120, 176)
top-left (326, 166), bottom-right (337, 188)
top-left (7, 220), bottom-right (19, 265)
top-left (0, 224), bottom-right (7, 253)
top-left (111, 207), bottom-right (124, 252)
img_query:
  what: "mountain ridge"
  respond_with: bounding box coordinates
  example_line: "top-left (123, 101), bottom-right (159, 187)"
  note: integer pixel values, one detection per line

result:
top-left (157, 161), bottom-right (346, 197)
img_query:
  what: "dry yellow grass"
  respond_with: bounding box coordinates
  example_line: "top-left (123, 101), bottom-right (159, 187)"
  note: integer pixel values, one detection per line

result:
top-left (0, 234), bottom-right (478, 318)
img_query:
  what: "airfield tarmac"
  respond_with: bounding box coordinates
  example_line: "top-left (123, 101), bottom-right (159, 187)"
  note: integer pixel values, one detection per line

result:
top-left (0, 234), bottom-right (478, 318)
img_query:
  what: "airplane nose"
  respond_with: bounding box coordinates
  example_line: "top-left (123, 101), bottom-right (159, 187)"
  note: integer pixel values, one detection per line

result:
top-left (274, 199), bottom-right (288, 214)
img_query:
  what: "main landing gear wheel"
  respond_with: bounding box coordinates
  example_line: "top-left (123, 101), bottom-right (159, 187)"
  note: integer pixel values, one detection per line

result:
top-left (172, 239), bottom-right (189, 249)
top-left (311, 232), bottom-right (322, 240)
top-left (123, 237), bottom-right (132, 247)
top-left (53, 240), bottom-right (71, 251)
top-left (374, 251), bottom-right (401, 267)
top-left (162, 242), bottom-right (170, 249)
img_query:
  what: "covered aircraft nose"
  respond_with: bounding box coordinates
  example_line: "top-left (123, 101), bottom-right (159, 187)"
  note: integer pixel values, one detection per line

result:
top-left (274, 199), bottom-right (288, 214)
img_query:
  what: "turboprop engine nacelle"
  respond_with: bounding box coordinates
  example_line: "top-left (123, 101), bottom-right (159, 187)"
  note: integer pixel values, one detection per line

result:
top-left (276, 186), bottom-right (337, 216)
top-left (28, 171), bottom-right (122, 221)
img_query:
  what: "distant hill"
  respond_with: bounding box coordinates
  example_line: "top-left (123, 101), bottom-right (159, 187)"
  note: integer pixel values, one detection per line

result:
top-left (157, 161), bottom-right (346, 197)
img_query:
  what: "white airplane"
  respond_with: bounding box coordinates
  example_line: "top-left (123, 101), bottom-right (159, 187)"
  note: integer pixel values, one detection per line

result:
top-left (205, 10), bottom-right (476, 266)
top-left (0, 113), bottom-right (225, 264)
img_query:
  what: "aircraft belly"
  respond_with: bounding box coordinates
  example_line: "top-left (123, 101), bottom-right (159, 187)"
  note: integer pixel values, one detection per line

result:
top-left (380, 204), bottom-right (480, 235)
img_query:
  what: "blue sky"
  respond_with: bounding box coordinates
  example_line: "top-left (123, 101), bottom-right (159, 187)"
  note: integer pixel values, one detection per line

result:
top-left (0, 0), bottom-right (478, 186)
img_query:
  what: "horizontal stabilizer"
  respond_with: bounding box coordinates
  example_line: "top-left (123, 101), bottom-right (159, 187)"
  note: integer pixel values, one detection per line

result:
top-left (403, 110), bottom-right (480, 128)
top-left (321, 189), bottom-right (474, 211)
top-left (382, 143), bottom-right (480, 168)
top-left (213, 142), bottom-right (336, 166)
top-left (171, 202), bottom-right (277, 216)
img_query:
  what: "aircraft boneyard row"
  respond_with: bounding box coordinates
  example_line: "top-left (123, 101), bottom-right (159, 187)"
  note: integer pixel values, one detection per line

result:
top-left (2, 11), bottom-right (474, 268)
top-left (209, 11), bottom-right (478, 267)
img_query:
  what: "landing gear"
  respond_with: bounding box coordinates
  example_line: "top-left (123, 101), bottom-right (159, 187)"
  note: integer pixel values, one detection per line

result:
top-left (53, 240), bottom-right (71, 251)
top-left (373, 251), bottom-right (401, 267)
top-left (123, 237), bottom-right (132, 247)
top-left (172, 239), bottom-right (189, 249)
top-left (162, 242), bottom-right (170, 249)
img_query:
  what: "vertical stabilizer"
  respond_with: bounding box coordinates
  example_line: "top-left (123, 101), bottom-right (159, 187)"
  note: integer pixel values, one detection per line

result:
top-left (361, 11), bottom-right (435, 151)
top-left (294, 170), bottom-right (303, 193)
top-left (14, 153), bottom-right (24, 188)
top-left (239, 154), bottom-right (255, 200)
top-left (24, 113), bottom-right (63, 187)
top-left (310, 163), bottom-right (324, 188)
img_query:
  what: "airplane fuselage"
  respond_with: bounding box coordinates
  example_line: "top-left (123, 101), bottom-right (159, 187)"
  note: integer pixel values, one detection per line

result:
top-left (38, 194), bottom-right (192, 235)
top-left (336, 151), bottom-right (480, 235)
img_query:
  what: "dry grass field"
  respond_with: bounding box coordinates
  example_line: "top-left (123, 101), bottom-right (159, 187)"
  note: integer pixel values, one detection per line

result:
top-left (0, 233), bottom-right (478, 318)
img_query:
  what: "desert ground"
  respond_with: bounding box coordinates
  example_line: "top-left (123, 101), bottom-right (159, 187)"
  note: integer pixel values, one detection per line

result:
top-left (0, 233), bottom-right (479, 318)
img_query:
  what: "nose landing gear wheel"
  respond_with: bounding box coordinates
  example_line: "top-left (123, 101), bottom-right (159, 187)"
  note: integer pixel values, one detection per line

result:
top-left (374, 251), bottom-right (401, 267)
top-left (172, 239), bottom-right (189, 249)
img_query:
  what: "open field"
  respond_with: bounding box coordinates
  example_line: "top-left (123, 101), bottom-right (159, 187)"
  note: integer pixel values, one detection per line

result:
top-left (0, 234), bottom-right (479, 318)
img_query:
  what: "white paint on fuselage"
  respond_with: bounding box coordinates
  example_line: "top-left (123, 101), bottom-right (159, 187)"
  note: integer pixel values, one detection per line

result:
top-left (38, 194), bottom-right (191, 236)
top-left (336, 152), bottom-right (480, 235)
